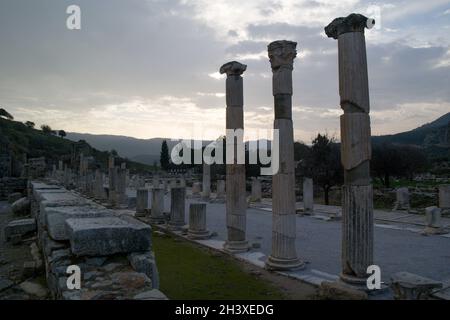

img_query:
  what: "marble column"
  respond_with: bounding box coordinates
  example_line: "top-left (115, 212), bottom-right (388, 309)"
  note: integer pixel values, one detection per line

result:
top-left (94, 169), bottom-right (106, 200)
top-left (169, 187), bottom-right (186, 229)
top-left (438, 185), bottom-right (450, 214)
top-left (136, 188), bottom-right (150, 216)
top-left (150, 188), bottom-right (165, 224)
top-left (394, 187), bottom-right (410, 211)
top-left (266, 41), bottom-right (304, 271)
top-left (220, 61), bottom-right (249, 253)
top-left (202, 164), bottom-right (211, 200)
top-left (192, 182), bottom-right (201, 196)
top-left (303, 178), bottom-right (314, 214)
top-left (188, 203), bottom-right (210, 239)
top-left (116, 166), bottom-right (128, 207)
top-left (108, 156), bottom-right (117, 207)
top-left (325, 13), bottom-right (374, 286)
top-left (216, 179), bottom-right (226, 200)
top-left (251, 178), bottom-right (262, 202)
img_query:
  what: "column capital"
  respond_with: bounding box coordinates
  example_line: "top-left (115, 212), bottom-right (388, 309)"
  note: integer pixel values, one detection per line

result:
top-left (220, 61), bottom-right (247, 76)
top-left (325, 13), bottom-right (374, 39)
top-left (268, 40), bottom-right (297, 71)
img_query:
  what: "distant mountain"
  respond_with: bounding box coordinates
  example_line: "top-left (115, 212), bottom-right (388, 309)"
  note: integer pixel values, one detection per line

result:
top-left (372, 112), bottom-right (450, 147)
top-left (65, 112), bottom-right (450, 166)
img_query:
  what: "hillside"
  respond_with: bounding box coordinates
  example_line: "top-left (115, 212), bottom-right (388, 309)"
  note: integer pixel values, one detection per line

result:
top-left (372, 112), bottom-right (450, 147)
top-left (0, 118), bottom-right (152, 173)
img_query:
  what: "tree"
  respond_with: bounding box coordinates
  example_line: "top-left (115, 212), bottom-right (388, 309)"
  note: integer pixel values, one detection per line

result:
top-left (25, 121), bottom-right (35, 129)
top-left (58, 130), bottom-right (67, 138)
top-left (160, 140), bottom-right (170, 171)
top-left (302, 134), bottom-right (343, 205)
top-left (110, 149), bottom-right (118, 156)
top-left (0, 108), bottom-right (13, 120)
top-left (372, 143), bottom-right (428, 187)
top-left (41, 124), bottom-right (53, 134)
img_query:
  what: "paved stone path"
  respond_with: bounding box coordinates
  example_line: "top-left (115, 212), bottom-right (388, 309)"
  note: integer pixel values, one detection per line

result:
top-left (160, 193), bottom-right (450, 285)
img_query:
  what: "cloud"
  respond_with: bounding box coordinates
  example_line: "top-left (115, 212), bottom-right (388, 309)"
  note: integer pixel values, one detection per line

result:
top-left (0, 0), bottom-right (449, 143)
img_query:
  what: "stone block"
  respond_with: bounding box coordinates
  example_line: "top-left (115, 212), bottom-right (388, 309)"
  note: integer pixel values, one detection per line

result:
top-left (65, 216), bottom-right (152, 256)
top-left (127, 251), bottom-right (160, 289)
top-left (391, 272), bottom-right (442, 300)
top-left (44, 205), bottom-right (113, 241)
top-left (4, 218), bottom-right (36, 241)
top-left (11, 198), bottom-right (31, 216)
top-left (8, 192), bottom-right (23, 204)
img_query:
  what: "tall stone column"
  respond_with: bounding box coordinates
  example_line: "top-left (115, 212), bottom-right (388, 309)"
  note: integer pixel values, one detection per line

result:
top-left (220, 61), bottom-right (249, 253)
top-left (325, 13), bottom-right (374, 286)
top-left (266, 40), bottom-right (304, 271)
top-left (201, 164), bottom-right (211, 200)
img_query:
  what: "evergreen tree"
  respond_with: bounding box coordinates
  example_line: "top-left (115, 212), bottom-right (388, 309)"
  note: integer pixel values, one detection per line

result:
top-left (160, 140), bottom-right (170, 171)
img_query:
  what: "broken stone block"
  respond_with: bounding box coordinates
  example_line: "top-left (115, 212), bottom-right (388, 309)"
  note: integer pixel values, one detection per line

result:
top-left (128, 251), bottom-right (159, 289)
top-left (65, 216), bottom-right (152, 256)
top-left (110, 271), bottom-right (151, 291)
top-left (11, 198), bottom-right (31, 216)
top-left (133, 289), bottom-right (168, 300)
top-left (19, 281), bottom-right (49, 299)
top-left (44, 205), bottom-right (113, 241)
top-left (391, 272), bottom-right (442, 300)
top-left (8, 192), bottom-right (23, 204)
top-left (4, 218), bottom-right (36, 241)
top-left (22, 261), bottom-right (37, 278)
top-left (318, 281), bottom-right (368, 300)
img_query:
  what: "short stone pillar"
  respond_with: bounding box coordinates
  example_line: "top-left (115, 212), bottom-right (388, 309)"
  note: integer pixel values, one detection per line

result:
top-left (303, 178), bottom-right (314, 214)
top-left (150, 188), bottom-right (165, 224)
top-left (251, 178), bottom-right (262, 202)
top-left (423, 206), bottom-right (444, 235)
top-left (216, 180), bottom-right (226, 200)
top-left (169, 187), bottom-right (186, 229)
top-left (192, 182), bottom-right (201, 195)
top-left (136, 188), bottom-right (150, 216)
top-left (325, 13), bottom-right (375, 286)
top-left (220, 61), bottom-right (249, 253)
top-left (438, 185), bottom-right (450, 214)
top-left (394, 187), bottom-right (410, 211)
top-left (265, 41), bottom-right (303, 270)
top-left (188, 203), bottom-right (210, 239)
top-left (116, 167), bottom-right (128, 207)
top-left (94, 169), bottom-right (106, 200)
top-left (108, 156), bottom-right (118, 206)
top-left (202, 164), bottom-right (211, 200)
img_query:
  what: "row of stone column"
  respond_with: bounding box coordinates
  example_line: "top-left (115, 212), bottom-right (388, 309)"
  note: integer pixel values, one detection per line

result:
top-left (215, 13), bottom-right (377, 286)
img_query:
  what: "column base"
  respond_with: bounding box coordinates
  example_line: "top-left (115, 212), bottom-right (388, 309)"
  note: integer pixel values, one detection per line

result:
top-left (149, 217), bottom-right (166, 224)
top-left (265, 255), bottom-right (305, 271)
top-left (187, 229), bottom-right (211, 240)
top-left (223, 240), bottom-right (249, 253)
top-left (167, 222), bottom-right (186, 231)
top-left (338, 273), bottom-right (390, 295)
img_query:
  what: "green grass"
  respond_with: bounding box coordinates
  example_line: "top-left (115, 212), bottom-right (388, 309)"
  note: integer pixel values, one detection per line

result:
top-left (152, 232), bottom-right (286, 300)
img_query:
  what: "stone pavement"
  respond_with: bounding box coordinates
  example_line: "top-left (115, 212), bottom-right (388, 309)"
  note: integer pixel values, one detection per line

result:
top-left (159, 192), bottom-right (450, 292)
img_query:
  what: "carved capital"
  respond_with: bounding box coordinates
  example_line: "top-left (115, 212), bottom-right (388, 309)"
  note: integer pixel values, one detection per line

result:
top-left (325, 13), bottom-right (374, 39)
top-left (268, 40), bottom-right (297, 71)
top-left (220, 61), bottom-right (247, 76)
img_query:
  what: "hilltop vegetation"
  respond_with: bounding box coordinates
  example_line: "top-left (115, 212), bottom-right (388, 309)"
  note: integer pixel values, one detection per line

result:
top-left (0, 116), bottom-right (152, 173)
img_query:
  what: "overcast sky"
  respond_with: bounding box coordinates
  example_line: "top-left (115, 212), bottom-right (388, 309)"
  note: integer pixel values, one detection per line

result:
top-left (0, 0), bottom-right (449, 142)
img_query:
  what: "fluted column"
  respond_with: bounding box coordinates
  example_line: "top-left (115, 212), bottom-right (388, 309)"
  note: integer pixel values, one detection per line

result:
top-left (220, 61), bottom-right (249, 253)
top-left (188, 203), bottom-right (210, 239)
top-left (266, 41), bottom-right (304, 270)
top-left (150, 188), bottom-right (165, 224)
top-left (325, 13), bottom-right (374, 286)
top-left (169, 187), bottom-right (186, 229)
